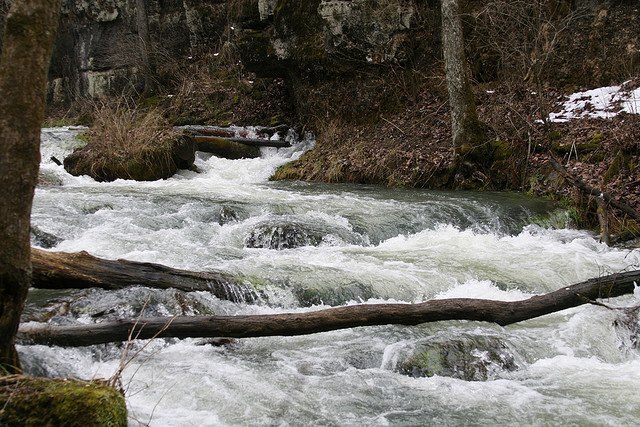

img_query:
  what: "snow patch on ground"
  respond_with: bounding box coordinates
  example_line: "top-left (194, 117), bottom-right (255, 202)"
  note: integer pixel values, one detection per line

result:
top-left (549, 82), bottom-right (640, 122)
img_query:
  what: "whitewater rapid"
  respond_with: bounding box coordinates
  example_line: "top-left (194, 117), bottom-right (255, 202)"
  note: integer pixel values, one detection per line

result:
top-left (19, 127), bottom-right (640, 426)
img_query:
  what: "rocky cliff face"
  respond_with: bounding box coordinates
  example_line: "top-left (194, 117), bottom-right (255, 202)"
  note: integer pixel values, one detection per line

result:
top-left (44, 0), bottom-right (228, 104)
top-left (31, 0), bottom-right (429, 105)
top-left (2, 0), bottom-right (636, 120)
top-left (237, 0), bottom-right (422, 78)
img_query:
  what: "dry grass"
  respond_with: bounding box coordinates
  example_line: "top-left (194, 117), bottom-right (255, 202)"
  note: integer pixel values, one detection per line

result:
top-left (65, 101), bottom-right (181, 181)
top-left (87, 100), bottom-right (176, 154)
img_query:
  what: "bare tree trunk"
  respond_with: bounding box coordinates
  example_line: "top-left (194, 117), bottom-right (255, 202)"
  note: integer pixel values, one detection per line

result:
top-left (135, 0), bottom-right (155, 93)
top-left (0, 0), bottom-right (62, 372)
top-left (441, 0), bottom-right (488, 161)
top-left (596, 196), bottom-right (610, 245)
top-left (18, 269), bottom-right (640, 347)
top-left (31, 248), bottom-right (257, 303)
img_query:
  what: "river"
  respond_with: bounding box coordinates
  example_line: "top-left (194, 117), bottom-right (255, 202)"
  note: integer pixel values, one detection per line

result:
top-left (19, 127), bottom-right (640, 425)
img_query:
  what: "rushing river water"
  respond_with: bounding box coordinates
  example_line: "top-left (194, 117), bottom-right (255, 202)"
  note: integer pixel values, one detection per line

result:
top-left (19, 127), bottom-right (640, 426)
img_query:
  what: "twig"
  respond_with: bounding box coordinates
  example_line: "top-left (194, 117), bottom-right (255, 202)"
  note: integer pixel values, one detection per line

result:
top-left (380, 116), bottom-right (406, 135)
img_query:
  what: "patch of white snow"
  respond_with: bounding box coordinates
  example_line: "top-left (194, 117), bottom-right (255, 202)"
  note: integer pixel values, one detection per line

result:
top-left (549, 83), bottom-right (640, 122)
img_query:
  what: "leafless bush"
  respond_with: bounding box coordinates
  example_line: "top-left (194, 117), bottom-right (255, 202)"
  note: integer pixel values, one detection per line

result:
top-left (66, 100), bottom-right (180, 181)
top-left (88, 100), bottom-right (175, 153)
top-left (471, 1), bottom-right (588, 84)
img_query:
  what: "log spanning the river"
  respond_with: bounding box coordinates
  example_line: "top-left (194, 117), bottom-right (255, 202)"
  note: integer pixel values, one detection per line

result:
top-left (18, 269), bottom-right (640, 347)
top-left (178, 125), bottom-right (292, 159)
top-left (189, 135), bottom-right (261, 159)
top-left (180, 124), bottom-right (289, 139)
top-left (30, 248), bottom-right (257, 303)
top-left (192, 135), bottom-right (291, 149)
top-left (183, 135), bottom-right (291, 160)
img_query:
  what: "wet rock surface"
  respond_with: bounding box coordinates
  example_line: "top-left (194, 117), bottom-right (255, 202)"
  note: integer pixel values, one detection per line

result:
top-left (400, 333), bottom-right (519, 381)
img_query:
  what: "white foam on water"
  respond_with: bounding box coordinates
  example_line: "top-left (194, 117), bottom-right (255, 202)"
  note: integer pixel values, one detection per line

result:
top-left (22, 128), bottom-right (640, 425)
top-left (433, 279), bottom-right (533, 301)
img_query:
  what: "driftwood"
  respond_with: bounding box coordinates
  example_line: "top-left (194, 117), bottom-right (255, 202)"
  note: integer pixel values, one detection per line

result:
top-left (18, 269), bottom-right (640, 347)
top-left (192, 135), bottom-right (291, 149)
top-left (31, 248), bottom-right (257, 303)
top-left (189, 135), bottom-right (261, 159)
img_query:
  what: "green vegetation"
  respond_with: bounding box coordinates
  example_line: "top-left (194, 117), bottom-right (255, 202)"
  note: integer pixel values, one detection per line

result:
top-left (0, 375), bottom-right (127, 426)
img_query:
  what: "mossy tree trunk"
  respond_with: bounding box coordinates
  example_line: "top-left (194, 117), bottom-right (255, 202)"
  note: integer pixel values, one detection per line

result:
top-left (441, 0), bottom-right (489, 163)
top-left (0, 0), bottom-right (61, 373)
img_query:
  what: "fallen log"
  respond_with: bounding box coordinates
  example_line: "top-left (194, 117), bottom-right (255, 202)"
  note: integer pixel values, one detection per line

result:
top-left (18, 269), bottom-right (640, 347)
top-left (189, 135), bottom-right (260, 159)
top-left (549, 156), bottom-right (640, 222)
top-left (192, 135), bottom-right (291, 149)
top-left (180, 125), bottom-right (289, 139)
top-left (31, 248), bottom-right (257, 303)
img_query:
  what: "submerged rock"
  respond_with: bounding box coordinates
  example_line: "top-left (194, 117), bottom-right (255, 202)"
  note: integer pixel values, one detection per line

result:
top-left (295, 281), bottom-right (375, 306)
top-left (30, 226), bottom-right (63, 249)
top-left (0, 376), bottom-right (127, 426)
top-left (37, 169), bottom-right (64, 187)
top-left (400, 334), bottom-right (519, 381)
top-left (219, 205), bottom-right (240, 224)
top-left (245, 223), bottom-right (324, 249)
top-left (613, 306), bottom-right (640, 353)
top-left (244, 216), bottom-right (365, 250)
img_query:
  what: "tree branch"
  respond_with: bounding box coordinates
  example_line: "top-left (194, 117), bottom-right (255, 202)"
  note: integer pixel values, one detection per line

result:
top-left (548, 156), bottom-right (640, 222)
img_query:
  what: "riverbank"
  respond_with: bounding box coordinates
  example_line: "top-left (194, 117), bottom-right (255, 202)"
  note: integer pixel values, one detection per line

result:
top-left (43, 1), bottom-right (640, 241)
top-left (271, 76), bottom-right (640, 239)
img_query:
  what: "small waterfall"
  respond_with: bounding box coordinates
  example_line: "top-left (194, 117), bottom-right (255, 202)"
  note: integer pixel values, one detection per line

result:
top-left (213, 280), bottom-right (259, 305)
top-left (614, 304), bottom-right (640, 353)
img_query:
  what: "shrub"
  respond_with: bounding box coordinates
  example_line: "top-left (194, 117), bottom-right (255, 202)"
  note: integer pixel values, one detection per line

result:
top-left (64, 101), bottom-right (194, 181)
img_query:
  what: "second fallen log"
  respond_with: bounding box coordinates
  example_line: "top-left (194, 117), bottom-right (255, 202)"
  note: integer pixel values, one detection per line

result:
top-left (18, 269), bottom-right (640, 347)
top-left (189, 135), bottom-right (291, 160)
top-left (31, 248), bottom-right (257, 303)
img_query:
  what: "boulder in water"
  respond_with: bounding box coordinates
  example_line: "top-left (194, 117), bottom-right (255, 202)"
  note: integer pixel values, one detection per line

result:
top-left (245, 223), bottom-right (324, 250)
top-left (244, 216), bottom-right (365, 250)
top-left (400, 334), bottom-right (518, 381)
top-left (30, 226), bottom-right (63, 249)
top-left (64, 134), bottom-right (195, 182)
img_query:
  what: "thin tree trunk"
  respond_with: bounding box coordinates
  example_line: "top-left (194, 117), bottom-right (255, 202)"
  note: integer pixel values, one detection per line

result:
top-left (0, 0), bottom-right (62, 372)
top-left (441, 0), bottom-right (486, 158)
top-left (31, 248), bottom-right (257, 303)
top-left (596, 196), bottom-right (610, 245)
top-left (18, 269), bottom-right (640, 347)
top-left (135, 0), bottom-right (155, 93)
